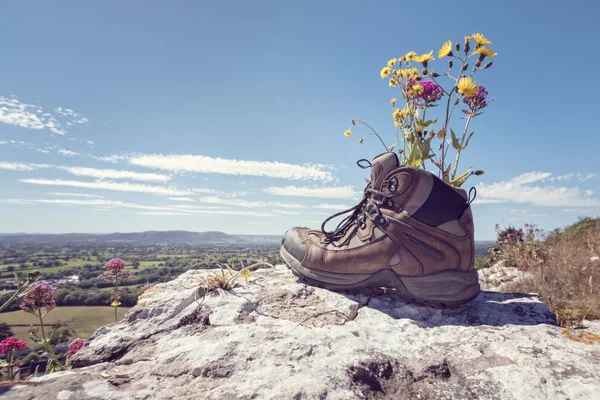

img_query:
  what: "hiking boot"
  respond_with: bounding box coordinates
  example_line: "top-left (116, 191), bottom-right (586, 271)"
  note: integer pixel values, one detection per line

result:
top-left (280, 152), bottom-right (480, 307)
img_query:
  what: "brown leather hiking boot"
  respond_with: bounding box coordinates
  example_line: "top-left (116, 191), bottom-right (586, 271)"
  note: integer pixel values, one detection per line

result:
top-left (280, 152), bottom-right (480, 307)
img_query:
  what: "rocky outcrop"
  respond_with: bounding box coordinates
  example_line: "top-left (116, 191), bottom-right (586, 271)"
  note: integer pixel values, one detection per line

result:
top-left (477, 261), bottom-right (530, 291)
top-left (6, 265), bottom-right (600, 400)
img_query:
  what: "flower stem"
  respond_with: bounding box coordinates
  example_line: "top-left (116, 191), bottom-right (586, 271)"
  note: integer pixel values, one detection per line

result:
top-left (38, 310), bottom-right (62, 372)
top-left (451, 114), bottom-right (473, 180)
top-left (354, 120), bottom-right (388, 151)
top-left (7, 351), bottom-right (14, 381)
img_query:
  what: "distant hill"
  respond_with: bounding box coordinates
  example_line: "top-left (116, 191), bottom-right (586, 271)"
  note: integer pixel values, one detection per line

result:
top-left (0, 231), bottom-right (494, 253)
top-left (0, 231), bottom-right (281, 245)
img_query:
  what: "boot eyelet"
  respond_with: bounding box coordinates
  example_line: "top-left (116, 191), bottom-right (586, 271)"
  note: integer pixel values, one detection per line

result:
top-left (385, 199), bottom-right (394, 208)
top-left (359, 222), bottom-right (367, 230)
top-left (378, 216), bottom-right (387, 225)
top-left (389, 185), bottom-right (397, 192)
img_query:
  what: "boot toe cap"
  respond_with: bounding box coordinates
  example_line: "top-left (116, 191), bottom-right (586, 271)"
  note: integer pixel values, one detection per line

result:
top-left (282, 228), bottom-right (307, 262)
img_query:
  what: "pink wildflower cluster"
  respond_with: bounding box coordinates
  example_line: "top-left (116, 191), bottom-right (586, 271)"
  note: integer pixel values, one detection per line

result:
top-left (20, 281), bottom-right (56, 315)
top-left (67, 338), bottom-right (86, 358)
top-left (0, 337), bottom-right (28, 354)
top-left (98, 258), bottom-right (133, 280)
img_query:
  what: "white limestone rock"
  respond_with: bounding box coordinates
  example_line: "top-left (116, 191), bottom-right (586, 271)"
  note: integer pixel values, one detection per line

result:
top-left (6, 265), bottom-right (600, 400)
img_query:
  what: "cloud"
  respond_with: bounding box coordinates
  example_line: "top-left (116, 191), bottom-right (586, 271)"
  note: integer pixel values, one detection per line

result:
top-left (196, 196), bottom-right (305, 209)
top-left (57, 149), bottom-right (80, 156)
top-left (510, 172), bottom-right (552, 185)
top-left (20, 178), bottom-right (191, 196)
top-left (313, 203), bottom-right (353, 210)
top-left (48, 192), bottom-right (105, 198)
top-left (167, 197), bottom-right (195, 202)
top-left (272, 209), bottom-right (301, 215)
top-left (136, 212), bottom-right (194, 216)
top-left (579, 173), bottom-right (597, 182)
top-left (0, 96), bottom-right (87, 135)
top-left (3, 198), bottom-right (175, 212)
top-left (264, 185), bottom-right (359, 199)
top-left (585, 190), bottom-right (594, 196)
top-left (1, 161), bottom-right (171, 183)
top-left (0, 161), bottom-right (38, 171)
top-left (127, 154), bottom-right (334, 182)
top-left (550, 173), bottom-right (597, 182)
top-left (477, 173), bottom-right (600, 207)
top-left (3, 198), bottom-right (276, 217)
top-left (61, 166), bottom-right (171, 182)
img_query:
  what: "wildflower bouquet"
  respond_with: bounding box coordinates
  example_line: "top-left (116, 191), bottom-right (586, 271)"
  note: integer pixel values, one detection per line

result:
top-left (345, 33), bottom-right (496, 187)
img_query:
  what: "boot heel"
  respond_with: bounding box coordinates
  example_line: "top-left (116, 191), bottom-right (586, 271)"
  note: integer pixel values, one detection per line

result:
top-left (399, 270), bottom-right (480, 306)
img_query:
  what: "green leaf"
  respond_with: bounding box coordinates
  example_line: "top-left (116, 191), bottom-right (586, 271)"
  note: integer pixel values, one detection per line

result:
top-left (463, 132), bottom-right (475, 149)
top-left (405, 144), bottom-right (423, 167)
top-left (449, 168), bottom-right (473, 187)
top-left (450, 129), bottom-right (461, 150)
top-left (416, 119), bottom-right (437, 128)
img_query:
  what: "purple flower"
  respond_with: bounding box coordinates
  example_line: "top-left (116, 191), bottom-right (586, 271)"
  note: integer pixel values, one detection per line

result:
top-left (419, 80), bottom-right (444, 104)
top-left (0, 337), bottom-right (28, 354)
top-left (462, 86), bottom-right (492, 115)
top-left (404, 79), bottom-right (444, 106)
top-left (20, 281), bottom-right (56, 315)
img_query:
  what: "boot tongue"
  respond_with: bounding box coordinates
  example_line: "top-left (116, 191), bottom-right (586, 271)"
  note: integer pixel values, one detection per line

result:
top-left (370, 152), bottom-right (399, 189)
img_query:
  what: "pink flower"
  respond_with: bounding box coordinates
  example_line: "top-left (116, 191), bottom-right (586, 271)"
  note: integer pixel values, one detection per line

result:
top-left (27, 325), bottom-right (39, 337)
top-left (20, 281), bottom-right (56, 315)
top-left (67, 338), bottom-right (86, 357)
top-left (0, 337), bottom-right (28, 354)
top-left (104, 258), bottom-right (127, 274)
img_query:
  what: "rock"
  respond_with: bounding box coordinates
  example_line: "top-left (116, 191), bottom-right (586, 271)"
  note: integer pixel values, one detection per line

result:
top-left (478, 260), bottom-right (530, 291)
top-left (5, 265), bottom-right (600, 400)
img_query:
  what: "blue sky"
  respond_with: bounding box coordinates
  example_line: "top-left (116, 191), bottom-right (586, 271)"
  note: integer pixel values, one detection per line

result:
top-left (1, 1), bottom-right (598, 240)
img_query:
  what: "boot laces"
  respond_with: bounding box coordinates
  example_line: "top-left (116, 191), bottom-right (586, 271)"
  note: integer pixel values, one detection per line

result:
top-left (321, 159), bottom-right (394, 246)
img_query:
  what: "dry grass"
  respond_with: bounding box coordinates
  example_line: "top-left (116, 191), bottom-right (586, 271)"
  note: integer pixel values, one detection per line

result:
top-left (502, 218), bottom-right (600, 327)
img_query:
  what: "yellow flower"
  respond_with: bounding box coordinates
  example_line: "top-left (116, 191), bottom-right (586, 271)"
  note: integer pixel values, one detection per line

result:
top-left (471, 33), bottom-right (491, 46)
top-left (240, 268), bottom-right (251, 282)
top-left (389, 78), bottom-right (398, 87)
top-left (390, 98), bottom-right (397, 107)
top-left (392, 108), bottom-right (409, 126)
top-left (398, 68), bottom-right (420, 79)
top-left (457, 77), bottom-right (478, 97)
top-left (387, 58), bottom-right (397, 67)
top-left (380, 66), bottom-right (392, 79)
top-left (344, 129), bottom-right (352, 137)
top-left (405, 51), bottom-right (417, 61)
top-left (438, 40), bottom-right (452, 58)
top-left (473, 47), bottom-right (497, 58)
top-left (412, 84), bottom-right (424, 95)
top-left (413, 51), bottom-right (435, 63)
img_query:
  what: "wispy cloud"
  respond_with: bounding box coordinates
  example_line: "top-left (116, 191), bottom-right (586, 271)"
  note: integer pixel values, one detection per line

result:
top-left (3, 198), bottom-right (276, 218)
top-left (60, 166), bottom-right (171, 182)
top-left (127, 154), bottom-right (334, 182)
top-left (313, 203), bottom-right (352, 210)
top-left (0, 96), bottom-right (87, 135)
top-left (551, 173), bottom-right (597, 182)
top-left (57, 149), bottom-right (80, 157)
top-left (264, 185), bottom-right (359, 199)
top-left (20, 178), bottom-right (191, 196)
top-left (167, 197), bottom-right (195, 202)
top-left (196, 196), bottom-right (305, 209)
top-left (48, 192), bottom-right (105, 198)
top-left (0, 161), bottom-right (39, 171)
top-left (477, 172), bottom-right (600, 207)
top-left (1, 161), bottom-right (172, 182)
top-left (136, 211), bottom-right (194, 216)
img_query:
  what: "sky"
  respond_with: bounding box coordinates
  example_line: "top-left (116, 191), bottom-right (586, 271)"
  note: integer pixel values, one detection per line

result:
top-left (1, 1), bottom-right (599, 240)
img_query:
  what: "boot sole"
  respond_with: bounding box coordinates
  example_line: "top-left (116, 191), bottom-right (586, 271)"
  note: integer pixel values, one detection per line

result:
top-left (280, 246), bottom-right (480, 308)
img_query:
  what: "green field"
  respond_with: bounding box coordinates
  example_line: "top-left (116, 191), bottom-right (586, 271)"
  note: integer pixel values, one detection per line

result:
top-left (0, 306), bottom-right (132, 347)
